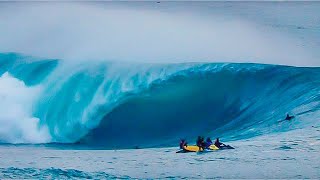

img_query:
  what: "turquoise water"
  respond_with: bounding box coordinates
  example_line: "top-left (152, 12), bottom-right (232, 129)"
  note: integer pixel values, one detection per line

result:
top-left (1, 53), bottom-right (320, 148)
top-left (0, 54), bottom-right (319, 178)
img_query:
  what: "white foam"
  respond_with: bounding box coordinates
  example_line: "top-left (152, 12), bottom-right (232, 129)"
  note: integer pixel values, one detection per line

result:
top-left (0, 72), bottom-right (51, 143)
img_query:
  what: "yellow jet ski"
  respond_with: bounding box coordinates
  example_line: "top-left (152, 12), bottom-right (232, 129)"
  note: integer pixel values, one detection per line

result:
top-left (176, 145), bottom-right (219, 153)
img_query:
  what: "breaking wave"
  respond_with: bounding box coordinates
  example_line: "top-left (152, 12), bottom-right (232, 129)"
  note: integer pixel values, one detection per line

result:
top-left (0, 53), bottom-right (319, 148)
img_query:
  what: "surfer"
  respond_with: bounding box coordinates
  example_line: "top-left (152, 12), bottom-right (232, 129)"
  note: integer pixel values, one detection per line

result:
top-left (285, 113), bottom-right (294, 121)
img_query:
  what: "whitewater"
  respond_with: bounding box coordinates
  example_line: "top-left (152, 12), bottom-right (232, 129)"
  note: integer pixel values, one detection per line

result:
top-left (0, 1), bottom-right (320, 179)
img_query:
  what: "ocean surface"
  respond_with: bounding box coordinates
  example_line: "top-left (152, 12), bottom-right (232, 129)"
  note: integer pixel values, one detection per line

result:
top-left (0, 127), bottom-right (319, 179)
top-left (0, 1), bottom-right (320, 179)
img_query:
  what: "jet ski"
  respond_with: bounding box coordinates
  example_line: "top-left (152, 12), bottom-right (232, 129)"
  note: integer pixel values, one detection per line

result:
top-left (176, 144), bottom-right (234, 153)
top-left (176, 145), bottom-right (219, 153)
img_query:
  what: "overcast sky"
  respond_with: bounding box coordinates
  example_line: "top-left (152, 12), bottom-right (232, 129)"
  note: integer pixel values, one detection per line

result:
top-left (0, 1), bottom-right (319, 66)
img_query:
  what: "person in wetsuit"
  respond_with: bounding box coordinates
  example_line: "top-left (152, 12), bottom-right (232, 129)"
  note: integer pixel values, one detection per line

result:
top-left (179, 139), bottom-right (187, 149)
top-left (196, 136), bottom-right (205, 150)
top-left (214, 138), bottom-right (224, 148)
top-left (205, 137), bottom-right (213, 149)
top-left (285, 114), bottom-right (294, 121)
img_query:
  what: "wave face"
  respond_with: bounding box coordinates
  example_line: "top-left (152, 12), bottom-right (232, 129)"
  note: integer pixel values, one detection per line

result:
top-left (0, 53), bottom-right (320, 148)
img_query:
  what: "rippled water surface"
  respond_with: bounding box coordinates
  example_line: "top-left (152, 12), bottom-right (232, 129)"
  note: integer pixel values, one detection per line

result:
top-left (0, 127), bottom-right (319, 179)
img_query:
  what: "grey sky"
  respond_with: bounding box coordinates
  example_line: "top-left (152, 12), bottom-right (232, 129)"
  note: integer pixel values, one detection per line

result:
top-left (0, 1), bottom-right (319, 66)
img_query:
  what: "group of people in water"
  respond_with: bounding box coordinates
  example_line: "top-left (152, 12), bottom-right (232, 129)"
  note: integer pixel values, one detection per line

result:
top-left (197, 136), bottom-right (225, 150)
top-left (180, 137), bottom-right (225, 150)
top-left (179, 114), bottom-right (295, 151)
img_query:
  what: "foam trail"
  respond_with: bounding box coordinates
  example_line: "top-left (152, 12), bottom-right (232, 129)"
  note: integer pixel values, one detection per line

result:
top-left (0, 72), bottom-right (50, 143)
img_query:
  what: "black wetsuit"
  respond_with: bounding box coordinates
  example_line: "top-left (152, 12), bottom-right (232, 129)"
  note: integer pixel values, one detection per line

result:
top-left (285, 114), bottom-right (294, 120)
top-left (196, 137), bottom-right (205, 150)
top-left (180, 140), bottom-right (187, 149)
top-left (214, 140), bottom-right (223, 148)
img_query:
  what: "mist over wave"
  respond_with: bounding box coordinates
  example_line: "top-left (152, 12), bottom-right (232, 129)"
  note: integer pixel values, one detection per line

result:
top-left (0, 2), bottom-right (318, 66)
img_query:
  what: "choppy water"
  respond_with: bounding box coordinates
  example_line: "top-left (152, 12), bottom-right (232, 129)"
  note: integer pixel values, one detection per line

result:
top-left (0, 126), bottom-right (319, 179)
